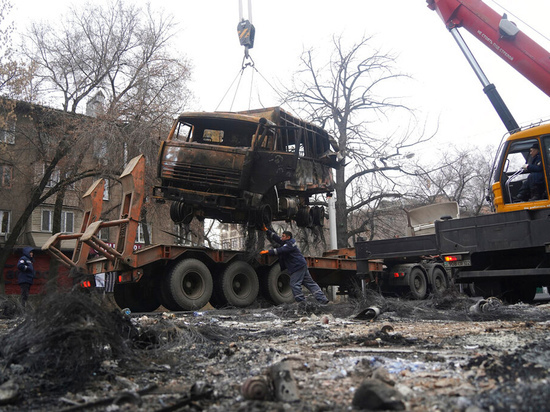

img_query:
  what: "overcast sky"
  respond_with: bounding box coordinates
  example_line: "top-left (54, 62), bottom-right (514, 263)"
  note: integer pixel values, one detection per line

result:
top-left (13, 0), bottom-right (550, 153)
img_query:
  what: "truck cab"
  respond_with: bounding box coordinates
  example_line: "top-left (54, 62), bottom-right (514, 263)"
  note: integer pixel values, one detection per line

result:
top-left (491, 123), bottom-right (550, 212)
top-left (154, 107), bottom-right (340, 227)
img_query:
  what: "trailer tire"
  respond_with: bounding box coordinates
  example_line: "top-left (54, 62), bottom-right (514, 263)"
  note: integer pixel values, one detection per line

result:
top-left (408, 267), bottom-right (427, 300)
top-left (159, 276), bottom-right (184, 311)
top-left (219, 261), bottom-right (259, 307)
top-left (431, 267), bottom-right (448, 296)
top-left (166, 258), bottom-right (213, 310)
top-left (114, 283), bottom-right (161, 312)
top-left (262, 266), bottom-right (294, 305)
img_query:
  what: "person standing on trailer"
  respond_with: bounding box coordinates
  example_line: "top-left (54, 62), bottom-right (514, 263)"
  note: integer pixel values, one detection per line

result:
top-left (260, 227), bottom-right (329, 304)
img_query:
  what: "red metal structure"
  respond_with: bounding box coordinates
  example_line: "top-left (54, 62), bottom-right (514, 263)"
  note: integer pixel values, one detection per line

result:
top-left (427, 0), bottom-right (550, 97)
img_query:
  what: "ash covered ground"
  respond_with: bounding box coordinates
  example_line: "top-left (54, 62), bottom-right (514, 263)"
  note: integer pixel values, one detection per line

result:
top-left (0, 290), bottom-right (549, 412)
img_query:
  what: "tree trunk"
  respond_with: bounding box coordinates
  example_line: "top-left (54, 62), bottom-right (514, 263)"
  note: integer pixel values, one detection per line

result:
top-left (335, 167), bottom-right (348, 248)
top-left (47, 188), bottom-right (66, 293)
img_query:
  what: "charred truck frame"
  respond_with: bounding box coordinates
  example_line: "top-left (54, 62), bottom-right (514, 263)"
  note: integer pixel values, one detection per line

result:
top-left (154, 107), bottom-right (341, 228)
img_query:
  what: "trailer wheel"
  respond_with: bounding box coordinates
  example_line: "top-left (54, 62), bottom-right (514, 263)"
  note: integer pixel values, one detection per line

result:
top-left (219, 261), bottom-right (259, 307)
top-left (431, 267), bottom-right (448, 296)
top-left (165, 258), bottom-right (213, 310)
top-left (159, 276), bottom-right (185, 311)
top-left (113, 283), bottom-right (161, 312)
top-left (408, 268), bottom-right (427, 300)
top-left (262, 266), bottom-right (294, 305)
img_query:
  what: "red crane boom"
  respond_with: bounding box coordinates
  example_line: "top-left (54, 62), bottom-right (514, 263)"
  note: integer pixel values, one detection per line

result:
top-left (427, 0), bottom-right (550, 98)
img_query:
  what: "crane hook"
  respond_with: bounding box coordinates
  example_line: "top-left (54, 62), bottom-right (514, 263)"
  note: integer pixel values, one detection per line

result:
top-left (237, 0), bottom-right (255, 66)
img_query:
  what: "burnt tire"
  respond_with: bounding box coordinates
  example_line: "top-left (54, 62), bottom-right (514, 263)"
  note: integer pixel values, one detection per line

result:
top-left (113, 283), bottom-right (161, 312)
top-left (430, 267), bottom-right (448, 296)
top-left (296, 207), bottom-right (313, 228)
top-left (408, 267), bottom-right (427, 300)
top-left (261, 265), bottom-right (294, 305)
top-left (170, 201), bottom-right (194, 224)
top-left (311, 206), bottom-right (325, 226)
top-left (219, 261), bottom-right (259, 307)
top-left (256, 204), bottom-right (272, 229)
top-left (164, 258), bottom-right (213, 311)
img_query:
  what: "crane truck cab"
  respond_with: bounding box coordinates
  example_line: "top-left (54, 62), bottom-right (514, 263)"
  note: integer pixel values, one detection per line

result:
top-left (153, 107), bottom-right (341, 228)
top-left (491, 123), bottom-right (550, 212)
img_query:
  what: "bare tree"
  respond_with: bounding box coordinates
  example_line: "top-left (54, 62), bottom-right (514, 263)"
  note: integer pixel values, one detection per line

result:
top-left (23, 0), bottom-right (191, 121)
top-left (284, 35), bottom-right (428, 247)
top-left (411, 144), bottom-right (494, 216)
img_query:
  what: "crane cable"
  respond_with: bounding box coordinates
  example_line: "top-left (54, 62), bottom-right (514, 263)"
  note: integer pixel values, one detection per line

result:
top-left (216, 0), bottom-right (286, 111)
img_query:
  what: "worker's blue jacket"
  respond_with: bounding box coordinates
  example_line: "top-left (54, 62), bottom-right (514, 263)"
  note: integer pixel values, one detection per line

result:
top-left (17, 247), bottom-right (35, 285)
top-left (266, 229), bottom-right (307, 274)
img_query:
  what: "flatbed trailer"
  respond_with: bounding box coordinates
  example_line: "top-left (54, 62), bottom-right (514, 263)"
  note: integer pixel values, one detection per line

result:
top-left (43, 155), bottom-right (362, 312)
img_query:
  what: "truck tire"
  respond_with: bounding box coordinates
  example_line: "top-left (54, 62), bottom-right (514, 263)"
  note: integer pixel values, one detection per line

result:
top-left (219, 261), bottom-right (259, 307)
top-left (431, 267), bottom-right (448, 296)
top-left (262, 266), bottom-right (294, 305)
top-left (113, 283), bottom-right (161, 312)
top-left (158, 275), bottom-right (185, 311)
top-left (165, 258), bottom-right (213, 310)
top-left (408, 267), bottom-right (427, 300)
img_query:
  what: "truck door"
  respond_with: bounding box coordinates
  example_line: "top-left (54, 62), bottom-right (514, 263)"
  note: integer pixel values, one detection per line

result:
top-left (494, 136), bottom-right (549, 211)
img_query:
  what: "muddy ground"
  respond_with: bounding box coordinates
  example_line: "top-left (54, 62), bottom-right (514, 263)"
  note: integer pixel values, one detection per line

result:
top-left (0, 290), bottom-right (549, 412)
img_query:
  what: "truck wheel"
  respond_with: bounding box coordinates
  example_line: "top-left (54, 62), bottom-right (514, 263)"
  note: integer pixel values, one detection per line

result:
top-left (296, 207), bottom-right (313, 227)
top-left (311, 206), bottom-right (325, 226)
top-left (170, 201), bottom-right (194, 224)
top-left (431, 267), bottom-right (448, 296)
top-left (113, 283), bottom-right (161, 312)
top-left (408, 268), bottom-right (427, 300)
top-left (262, 266), bottom-right (294, 305)
top-left (219, 261), bottom-right (259, 307)
top-left (256, 204), bottom-right (272, 229)
top-left (165, 258), bottom-right (213, 310)
top-left (159, 275), bottom-right (185, 311)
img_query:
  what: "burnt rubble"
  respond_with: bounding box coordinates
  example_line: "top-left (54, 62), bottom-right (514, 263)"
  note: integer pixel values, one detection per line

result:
top-left (0, 291), bottom-right (548, 411)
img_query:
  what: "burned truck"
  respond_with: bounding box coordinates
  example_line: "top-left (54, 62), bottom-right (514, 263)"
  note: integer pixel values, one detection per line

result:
top-left (154, 107), bottom-right (341, 227)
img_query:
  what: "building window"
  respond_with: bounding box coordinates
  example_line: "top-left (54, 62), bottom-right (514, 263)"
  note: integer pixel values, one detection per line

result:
top-left (41, 210), bottom-right (51, 232)
top-left (0, 210), bottom-right (10, 234)
top-left (98, 227), bottom-right (109, 241)
top-left (1, 119), bottom-right (15, 144)
top-left (136, 223), bottom-right (151, 244)
top-left (103, 179), bottom-right (109, 201)
top-left (1, 165), bottom-right (12, 188)
top-left (63, 211), bottom-right (74, 233)
top-left (94, 140), bottom-right (108, 164)
top-left (41, 210), bottom-right (75, 233)
top-left (44, 166), bottom-right (60, 188)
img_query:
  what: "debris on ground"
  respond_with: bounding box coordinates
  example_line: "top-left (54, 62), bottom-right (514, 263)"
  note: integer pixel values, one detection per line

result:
top-left (0, 290), bottom-right (548, 411)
